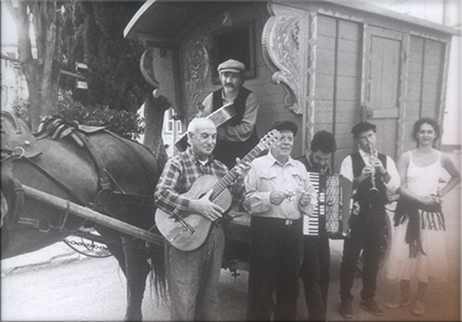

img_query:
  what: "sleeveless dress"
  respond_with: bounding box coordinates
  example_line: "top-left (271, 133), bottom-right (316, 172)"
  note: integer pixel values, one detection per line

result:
top-left (386, 151), bottom-right (447, 282)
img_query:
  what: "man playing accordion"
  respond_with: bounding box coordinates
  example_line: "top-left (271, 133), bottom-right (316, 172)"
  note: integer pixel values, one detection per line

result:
top-left (296, 130), bottom-right (337, 322)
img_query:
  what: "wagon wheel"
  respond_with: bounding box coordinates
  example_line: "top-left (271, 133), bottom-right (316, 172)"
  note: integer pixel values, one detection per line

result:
top-left (63, 231), bottom-right (112, 259)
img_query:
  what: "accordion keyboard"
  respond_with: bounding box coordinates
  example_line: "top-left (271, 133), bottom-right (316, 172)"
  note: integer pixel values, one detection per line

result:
top-left (303, 172), bottom-right (324, 236)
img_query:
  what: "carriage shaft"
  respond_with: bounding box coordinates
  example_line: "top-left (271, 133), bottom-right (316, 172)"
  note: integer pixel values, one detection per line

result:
top-left (22, 185), bottom-right (164, 246)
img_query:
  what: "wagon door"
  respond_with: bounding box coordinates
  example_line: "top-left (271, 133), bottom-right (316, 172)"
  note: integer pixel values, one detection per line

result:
top-left (363, 26), bottom-right (408, 160)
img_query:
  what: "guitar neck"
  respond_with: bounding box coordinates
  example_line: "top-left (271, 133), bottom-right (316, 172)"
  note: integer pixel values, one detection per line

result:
top-left (210, 145), bottom-right (264, 201)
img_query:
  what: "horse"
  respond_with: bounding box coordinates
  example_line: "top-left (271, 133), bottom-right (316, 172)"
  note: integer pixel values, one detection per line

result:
top-left (1, 111), bottom-right (166, 321)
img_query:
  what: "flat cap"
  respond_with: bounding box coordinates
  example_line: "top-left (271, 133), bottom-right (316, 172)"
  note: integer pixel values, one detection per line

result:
top-left (351, 121), bottom-right (376, 138)
top-left (217, 59), bottom-right (246, 74)
top-left (271, 120), bottom-right (298, 136)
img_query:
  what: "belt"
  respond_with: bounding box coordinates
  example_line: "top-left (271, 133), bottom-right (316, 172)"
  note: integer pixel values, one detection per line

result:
top-left (252, 216), bottom-right (301, 226)
top-left (282, 218), bottom-right (302, 226)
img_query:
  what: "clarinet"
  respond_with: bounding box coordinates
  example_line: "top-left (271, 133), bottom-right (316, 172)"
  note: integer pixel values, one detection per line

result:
top-left (368, 141), bottom-right (379, 196)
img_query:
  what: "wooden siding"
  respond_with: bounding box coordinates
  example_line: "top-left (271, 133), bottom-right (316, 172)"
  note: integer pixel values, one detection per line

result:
top-left (315, 15), bottom-right (362, 172)
top-left (403, 36), bottom-right (445, 153)
top-left (421, 39), bottom-right (444, 119)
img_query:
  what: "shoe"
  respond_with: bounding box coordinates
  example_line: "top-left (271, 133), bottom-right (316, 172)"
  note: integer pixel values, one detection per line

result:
top-left (339, 301), bottom-right (353, 319)
top-left (412, 300), bottom-right (426, 316)
top-left (360, 298), bottom-right (384, 316)
top-left (386, 297), bottom-right (411, 309)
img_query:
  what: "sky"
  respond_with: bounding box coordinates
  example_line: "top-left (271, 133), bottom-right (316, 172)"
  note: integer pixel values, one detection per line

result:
top-left (2, 2), bottom-right (18, 46)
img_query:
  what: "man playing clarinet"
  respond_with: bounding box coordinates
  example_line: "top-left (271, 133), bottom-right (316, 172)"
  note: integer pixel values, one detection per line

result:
top-left (338, 122), bottom-right (400, 319)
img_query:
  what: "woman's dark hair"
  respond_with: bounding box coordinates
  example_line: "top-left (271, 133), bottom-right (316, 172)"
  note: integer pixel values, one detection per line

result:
top-left (310, 130), bottom-right (337, 153)
top-left (412, 117), bottom-right (440, 143)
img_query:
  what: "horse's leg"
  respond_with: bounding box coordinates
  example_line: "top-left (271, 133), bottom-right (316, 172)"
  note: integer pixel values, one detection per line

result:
top-left (122, 236), bottom-right (150, 321)
top-left (95, 225), bottom-right (127, 275)
top-left (96, 225), bottom-right (149, 321)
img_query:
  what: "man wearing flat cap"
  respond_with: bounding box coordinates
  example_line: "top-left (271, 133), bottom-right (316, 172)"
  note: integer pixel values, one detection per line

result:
top-left (199, 59), bottom-right (260, 169)
top-left (338, 121), bottom-right (400, 319)
top-left (244, 120), bottom-right (317, 321)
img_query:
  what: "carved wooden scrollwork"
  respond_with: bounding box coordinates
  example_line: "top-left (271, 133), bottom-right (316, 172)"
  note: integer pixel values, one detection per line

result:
top-left (262, 4), bottom-right (309, 115)
top-left (184, 37), bottom-right (210, 119)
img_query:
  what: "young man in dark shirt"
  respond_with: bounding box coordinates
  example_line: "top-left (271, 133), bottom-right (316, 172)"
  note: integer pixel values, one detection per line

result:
top-left (296, 130), bottom-right (337, 321)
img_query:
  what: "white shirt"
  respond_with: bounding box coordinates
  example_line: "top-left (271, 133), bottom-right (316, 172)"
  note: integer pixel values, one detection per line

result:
top-left (339, 149), bottom-right (400, 193)
top-left (244, 151), bottom-right (317, 220)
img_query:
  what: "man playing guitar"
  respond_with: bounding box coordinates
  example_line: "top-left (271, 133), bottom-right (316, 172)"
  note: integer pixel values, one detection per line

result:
top-left (154, 117), bottom-right (247, 321)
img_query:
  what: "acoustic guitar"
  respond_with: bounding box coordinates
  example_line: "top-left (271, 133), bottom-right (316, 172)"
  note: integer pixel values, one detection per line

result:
top-left (174, 102), bottom-right (237, 152)
top-left (155, 129), bottom-right (281, 251)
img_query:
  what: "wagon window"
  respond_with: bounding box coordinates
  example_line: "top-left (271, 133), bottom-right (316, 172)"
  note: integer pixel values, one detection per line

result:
top-left (211, 23), bottom-right (255, 83)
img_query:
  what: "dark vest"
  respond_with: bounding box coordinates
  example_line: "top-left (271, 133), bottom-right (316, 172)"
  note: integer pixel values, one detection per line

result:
top-left (211, 87), bottom-right (259, 169)
top-left (212, 87), bottom-right (251, 126)
top-left (351, 151), bottom-right (388, 209)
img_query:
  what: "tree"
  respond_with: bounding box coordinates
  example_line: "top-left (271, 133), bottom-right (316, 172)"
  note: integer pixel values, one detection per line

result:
top-left (66, 2), bottom-right (169, 161)
top-left (6, 1), bottom-right (168, 162)
top-left (5, 0), bottom-right (65, 131)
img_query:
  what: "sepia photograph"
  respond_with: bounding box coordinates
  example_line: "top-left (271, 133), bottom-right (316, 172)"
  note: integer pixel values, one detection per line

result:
top-left (1, 0), bottom-right (460, 321)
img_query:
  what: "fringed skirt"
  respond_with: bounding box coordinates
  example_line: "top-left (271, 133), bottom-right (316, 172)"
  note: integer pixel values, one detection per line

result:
top-left (386, 209), bottom-right (447, 283)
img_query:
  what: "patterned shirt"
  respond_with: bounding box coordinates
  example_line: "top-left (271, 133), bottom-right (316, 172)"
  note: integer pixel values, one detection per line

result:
top-left (154, 148), bottom-right (229, 217)
top-left (244, 151), bottom-right (317, 220)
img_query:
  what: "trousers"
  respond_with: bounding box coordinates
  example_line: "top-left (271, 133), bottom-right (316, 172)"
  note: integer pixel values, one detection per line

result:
top-left (339, 209), bottom-right (386, 302)
top-left (166, 224), bottom-right (225, 321)
top-left (247, 217), bottom-right (303, 321)
top-left (300, 234), bottom-right (330, 321)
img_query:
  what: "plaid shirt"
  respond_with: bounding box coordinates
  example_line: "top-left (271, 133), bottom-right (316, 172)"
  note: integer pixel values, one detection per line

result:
top-left (154, 148), bottom-right (229, 217)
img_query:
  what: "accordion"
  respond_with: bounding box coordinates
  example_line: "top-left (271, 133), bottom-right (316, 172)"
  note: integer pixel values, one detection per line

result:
top-left (303, 172), bottom-right (353, 239)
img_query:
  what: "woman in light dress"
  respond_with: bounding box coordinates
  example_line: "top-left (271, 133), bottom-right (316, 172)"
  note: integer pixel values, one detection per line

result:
top-left (386, 118), bottom-right (460, 316)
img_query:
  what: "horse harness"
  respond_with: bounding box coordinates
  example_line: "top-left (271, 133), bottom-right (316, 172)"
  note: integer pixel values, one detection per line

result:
top-left (2, 113), bottom-right (155, 234)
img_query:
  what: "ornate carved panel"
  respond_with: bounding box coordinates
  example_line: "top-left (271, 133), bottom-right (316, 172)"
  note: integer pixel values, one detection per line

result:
top-left (306, 11), bottom-right (317, 147)
top-left (183, 37), bottom-right (210, 122)
top-left (262, 4), bottom-right (309, 116)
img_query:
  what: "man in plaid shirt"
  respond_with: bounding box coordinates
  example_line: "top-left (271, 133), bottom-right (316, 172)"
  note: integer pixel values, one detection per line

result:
top-left (155, 117), bottom-right (247, 321)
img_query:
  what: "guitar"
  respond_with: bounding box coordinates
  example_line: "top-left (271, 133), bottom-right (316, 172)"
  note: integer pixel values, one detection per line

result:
top-left (155, 129), bottom-right (281, 251)
top-left (174, 102), bottom-right (237, 152)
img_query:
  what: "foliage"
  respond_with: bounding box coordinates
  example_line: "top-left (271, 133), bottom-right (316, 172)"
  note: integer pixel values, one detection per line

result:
top-left (8, 1), bottom-right (151, 142)
top-left (60, 1), bottom-right (148, 112)
top-left (12, 90), bottom-right (144, 140)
